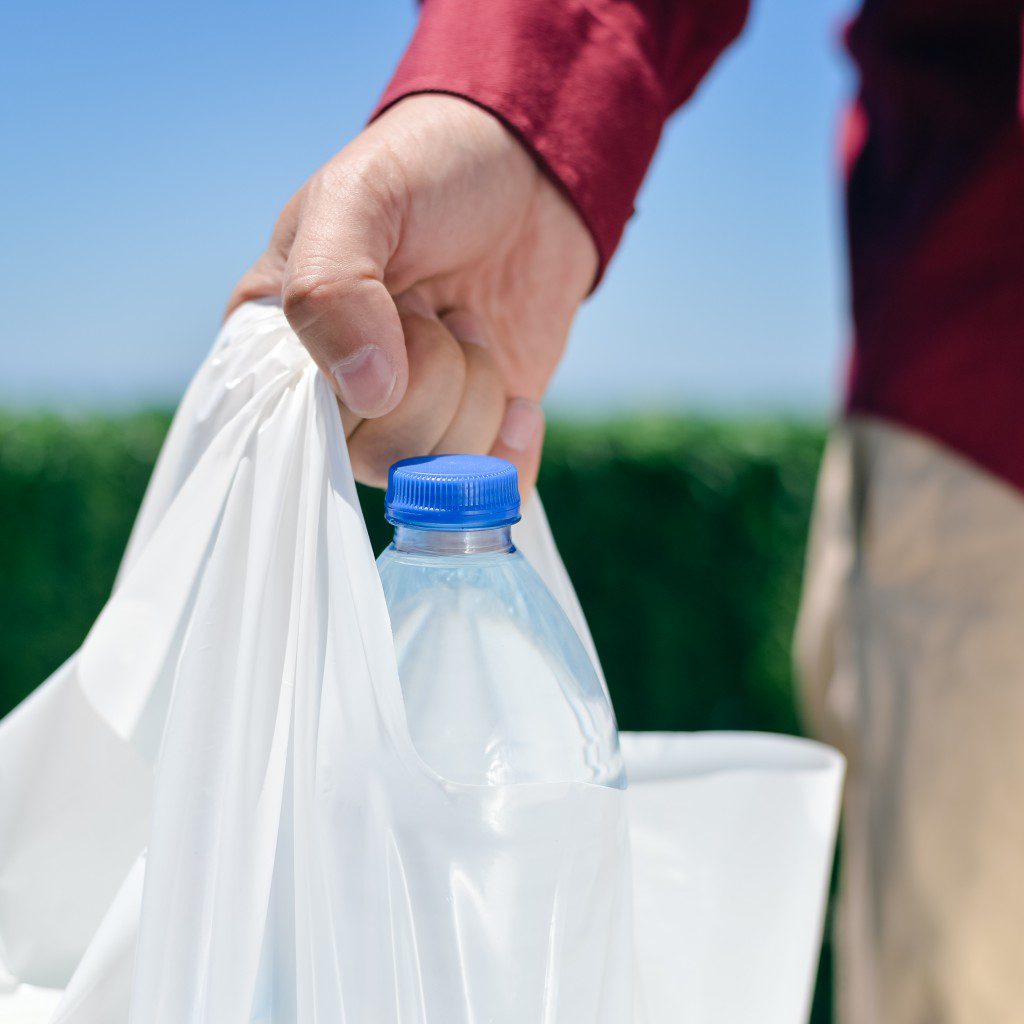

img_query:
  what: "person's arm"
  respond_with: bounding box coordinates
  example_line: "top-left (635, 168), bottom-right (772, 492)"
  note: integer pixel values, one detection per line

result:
top-left (375, 0), bottom-right (750, 280)
top-left (229, 0), bottom-right (749, 491)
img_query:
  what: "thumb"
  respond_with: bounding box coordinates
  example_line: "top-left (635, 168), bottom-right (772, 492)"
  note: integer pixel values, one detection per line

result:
top-left (281, 173), bottom-right (408, 418)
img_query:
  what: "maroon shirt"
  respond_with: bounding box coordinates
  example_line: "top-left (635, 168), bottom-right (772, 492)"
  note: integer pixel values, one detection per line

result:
top-left (377, 0), bottom-right (1024, 489)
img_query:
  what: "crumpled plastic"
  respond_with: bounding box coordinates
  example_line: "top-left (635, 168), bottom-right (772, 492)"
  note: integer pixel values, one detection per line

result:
top-left (0, 301), bottom-right (843, 1023)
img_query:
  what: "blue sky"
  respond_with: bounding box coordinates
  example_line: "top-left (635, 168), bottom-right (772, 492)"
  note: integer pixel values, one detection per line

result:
top-left (1, 0), bottom-right (854, 413)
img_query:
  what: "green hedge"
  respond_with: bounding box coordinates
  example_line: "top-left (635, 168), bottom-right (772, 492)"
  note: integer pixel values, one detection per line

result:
top-left (0, 410), bottom-right (833, 1019)
top-left (0, 412), bottom-right (826, 730)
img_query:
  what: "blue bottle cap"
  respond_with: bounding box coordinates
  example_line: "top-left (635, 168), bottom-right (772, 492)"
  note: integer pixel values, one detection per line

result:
top-left (384, 455), bottom-right (521, 530)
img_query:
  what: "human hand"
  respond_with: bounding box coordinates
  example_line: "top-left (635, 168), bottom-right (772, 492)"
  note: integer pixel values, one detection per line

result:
top-left (228, 94), bottom-right (597, 492)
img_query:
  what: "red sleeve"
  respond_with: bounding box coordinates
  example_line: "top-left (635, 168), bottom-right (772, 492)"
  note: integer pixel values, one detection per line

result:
top-left (373, 0), bottom-right (750, 282)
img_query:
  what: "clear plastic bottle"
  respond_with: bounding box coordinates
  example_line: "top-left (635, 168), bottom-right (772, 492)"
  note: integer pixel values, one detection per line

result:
top-left (377, 454), bottom-right (626, 788)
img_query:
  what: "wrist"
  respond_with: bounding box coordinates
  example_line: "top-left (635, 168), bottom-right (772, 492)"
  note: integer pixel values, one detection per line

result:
top-left (369, 94), bottom-right (597, 292)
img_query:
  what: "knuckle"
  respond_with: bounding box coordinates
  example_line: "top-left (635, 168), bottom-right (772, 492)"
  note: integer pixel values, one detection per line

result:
top-left (281, 271), bottom-right (338, 330)
top-left (229, 271), bottom-right (262, 307)
top-left (350, 437), bottom-right (417, 489)
top-left (227, 261), bottom-right (281, 316)
top-left (463, 344), bottom-right (503, 396)
top-left (419, 319), bottom-right (468, 372)
top-left (406, 317), bottom-right (466, 379)
top-left (435, 329), bottom-right (467, 378)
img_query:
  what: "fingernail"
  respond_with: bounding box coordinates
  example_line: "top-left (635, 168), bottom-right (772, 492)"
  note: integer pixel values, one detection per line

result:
top-left (499, 398), bottom-right (543, 452)
top-left (441, 310), bottom-right (488, 347)
top-left (331, 345), bottom-right (397, 416)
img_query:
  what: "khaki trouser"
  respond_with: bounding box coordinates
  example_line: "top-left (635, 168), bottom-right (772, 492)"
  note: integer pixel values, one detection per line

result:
top-left (795, 417), bottom-right (1024, 1023)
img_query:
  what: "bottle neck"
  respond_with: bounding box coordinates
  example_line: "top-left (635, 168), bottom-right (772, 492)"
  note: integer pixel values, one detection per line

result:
top-left (392, 524), bottom-right (514, 555)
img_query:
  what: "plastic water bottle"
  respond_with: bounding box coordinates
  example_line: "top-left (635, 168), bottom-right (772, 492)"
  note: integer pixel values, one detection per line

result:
top-left (376, 455), bottom-right (626, 788)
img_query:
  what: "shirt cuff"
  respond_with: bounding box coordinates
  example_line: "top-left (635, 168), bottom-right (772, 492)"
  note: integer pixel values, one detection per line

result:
top-left (371, 0), bottom-right (668, 285)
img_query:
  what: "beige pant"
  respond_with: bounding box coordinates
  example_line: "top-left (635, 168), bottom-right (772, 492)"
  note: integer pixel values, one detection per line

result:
top-left (795, 417), bottom-right (1024, 1023)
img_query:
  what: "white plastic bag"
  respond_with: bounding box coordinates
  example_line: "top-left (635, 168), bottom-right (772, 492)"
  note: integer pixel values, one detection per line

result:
top-left (0, 302), bottom-right (843, 1023)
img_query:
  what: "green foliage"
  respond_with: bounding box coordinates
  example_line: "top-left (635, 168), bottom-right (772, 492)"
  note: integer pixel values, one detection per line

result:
top-left (1, 412), bottom-right (826, 731)
top-left (540, 417), bottom-right (825, 735)
top-left (0, 411), bottom-right (172, 712)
